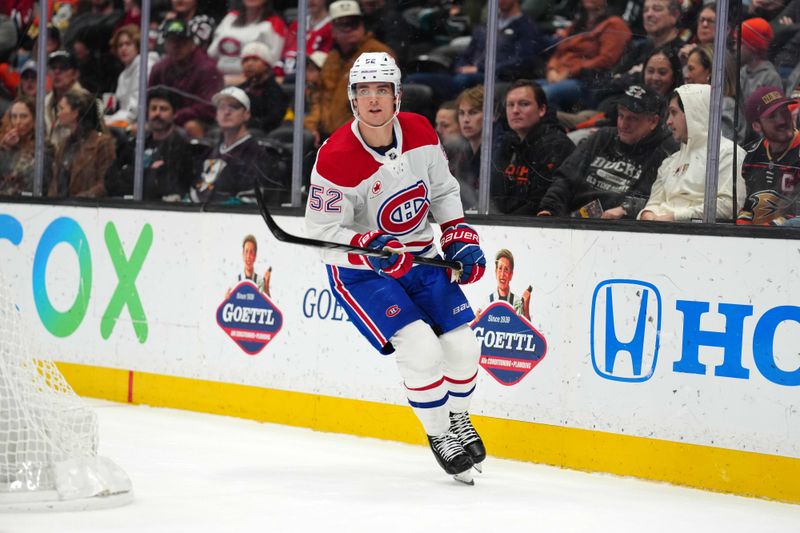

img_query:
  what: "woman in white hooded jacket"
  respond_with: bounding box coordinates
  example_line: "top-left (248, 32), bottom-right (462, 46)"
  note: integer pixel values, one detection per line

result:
top-left (639, 84), bottom-right (746, 221)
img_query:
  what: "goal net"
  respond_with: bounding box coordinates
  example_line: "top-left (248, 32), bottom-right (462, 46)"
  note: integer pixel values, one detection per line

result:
top-left (0, 273), bottom-right (132, 512)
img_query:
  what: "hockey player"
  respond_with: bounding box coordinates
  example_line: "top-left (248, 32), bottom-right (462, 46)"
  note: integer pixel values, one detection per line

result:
top-left (304, 52), bottom-right (487, 483)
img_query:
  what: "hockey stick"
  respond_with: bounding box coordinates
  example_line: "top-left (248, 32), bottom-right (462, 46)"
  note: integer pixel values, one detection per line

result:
top-left (254, 186), bottom-right (462, 271)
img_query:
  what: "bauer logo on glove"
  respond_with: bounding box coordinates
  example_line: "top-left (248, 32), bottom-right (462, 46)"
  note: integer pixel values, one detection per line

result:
top-left (440, 223), bottom-right (486, 285)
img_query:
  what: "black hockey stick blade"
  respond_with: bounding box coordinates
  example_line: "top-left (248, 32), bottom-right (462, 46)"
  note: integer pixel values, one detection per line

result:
top-left (254, 186), bottom-right (461, 271)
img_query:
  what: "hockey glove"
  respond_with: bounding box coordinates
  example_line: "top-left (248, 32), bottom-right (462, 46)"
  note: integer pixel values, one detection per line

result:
top-left (440, 223), bottom-right (486, 284)
top-left (351, 230), bottom-right (413, 279)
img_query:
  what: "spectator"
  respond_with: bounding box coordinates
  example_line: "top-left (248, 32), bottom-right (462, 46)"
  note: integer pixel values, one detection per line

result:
top-left (301, 50), bottom-right (327, 122)
top-left (405, 0), bottom-right (546, 103)
top-left (111, 87), bottom-right (196, 200)
top-left (17, 60), bottom-right (41, 98)
top-left (189, 86), bottom-right (285, 204)
top-left (156, 0), bottom-right (216, 52)
top-left (737, 86), bottom-right (800, 225)
top-left (538, 85), bottom-right (678, 219)
top-left (104, 24), bottom-right (159, 128)
top-left (44, 50), bottom-right (89, 148)
top-left (770, 0), bottom-right (800, 78)
top-left (678, 2), bottom-right (717, 63)
top-left (435, 100), bottom-right (460, 144)
top-left (149, 18), bottom-right (224, 140)
top-left (747, 0), bottom-right (786, 20)
top-left (450, 84), bottom-right (484, 210)
top-left (0, 96), bottom-right (53, 196)
top-left (683, 45), bottom-right (745, 143)
top-left (735, 18), bottom-right (783, 106)
top-left (207, 0), bottom-right (287, 86)
top-left (639, 84), bottom-right (746, 221)
top-left (47, 86), bottom-right (116, 198)
top-left (276, 0), bottom-right (332, 80)
top-left (305, 0), bottom-right (393, 144)
top-left (539, 0), bottom-right (632, 111)
top-left (492, 80), bottom-right (575, 214)
top-left (62, 0), bottom-right (124, 95)
top-left (238, 41), bottom-right (287, 135)
top-left (642, 47), bottom-right (683, 97)
top-left (556, 46), bottom-right (682, 136)
top-left (613, 0), bottom-right (689, 87)
top-left (360, 0), bottom-right (419, 68)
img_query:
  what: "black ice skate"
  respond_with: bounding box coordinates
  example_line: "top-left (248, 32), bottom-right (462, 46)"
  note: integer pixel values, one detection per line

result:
top-left (449, 411), bottom-right (486, 473)
top-left (427, 432), bottom-right (475, 485)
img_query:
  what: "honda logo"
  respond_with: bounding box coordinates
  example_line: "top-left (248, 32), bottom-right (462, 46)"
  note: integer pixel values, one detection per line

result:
top-left (590, 279), bottom-right (662, 382)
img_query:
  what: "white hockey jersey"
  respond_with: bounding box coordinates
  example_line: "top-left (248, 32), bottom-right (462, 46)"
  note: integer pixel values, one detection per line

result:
top-left (305, 112), bottom-right (465, 269)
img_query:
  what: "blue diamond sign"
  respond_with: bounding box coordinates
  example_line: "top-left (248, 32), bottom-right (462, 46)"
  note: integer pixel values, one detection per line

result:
top-left (216, 282), bottom-right (283, 355)
top-left (472, 301), bottom-right (547, 386)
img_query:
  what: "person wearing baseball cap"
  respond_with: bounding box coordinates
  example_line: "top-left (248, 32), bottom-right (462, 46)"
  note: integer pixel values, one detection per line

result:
top-left (305, 0), bottom-right (393, 144)
top-left (538, 84), bottom-right (677, 219)
top-left (735, 18), bottom-right (783, 106)
top-left (639, 84), bottom-right (746, 222)
top-left (189, 86), bottom-right (285, 204)
top-left (737, 87), bottom-right (800, 226)
top-left (238, 41), bottom-right (288, 135)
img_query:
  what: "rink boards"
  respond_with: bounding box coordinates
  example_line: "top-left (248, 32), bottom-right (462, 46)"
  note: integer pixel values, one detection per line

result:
top-left (1, 204), bottom-right (798, 503)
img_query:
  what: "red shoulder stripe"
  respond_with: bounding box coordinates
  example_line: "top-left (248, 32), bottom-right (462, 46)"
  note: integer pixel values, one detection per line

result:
top-left (398, 112), bottom-right (439, 152)
top-left (315, 124), bottom-right (381, 188)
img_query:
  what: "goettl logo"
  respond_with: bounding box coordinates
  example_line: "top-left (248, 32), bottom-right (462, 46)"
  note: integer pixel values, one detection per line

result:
top-left (217, 282), bottom-right (283, 355)
top-left (472, 301), bottom-right (547, 386)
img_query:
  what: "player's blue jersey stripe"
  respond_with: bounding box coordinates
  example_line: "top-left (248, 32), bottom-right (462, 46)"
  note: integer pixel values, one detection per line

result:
top-left (448, 385), bottom-right (476, 398)
top-left (408, 393), bottom-right (449, 409)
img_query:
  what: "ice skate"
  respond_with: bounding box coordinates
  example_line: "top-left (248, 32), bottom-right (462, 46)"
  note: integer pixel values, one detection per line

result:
top-left (427, 432), bottom-right (474, 484)
top-left (449, 411), bottom-right (486, 473)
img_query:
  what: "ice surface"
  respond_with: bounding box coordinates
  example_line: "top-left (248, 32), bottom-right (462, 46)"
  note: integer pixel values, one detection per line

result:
top-left (1, 401), bottom-right (798, 533)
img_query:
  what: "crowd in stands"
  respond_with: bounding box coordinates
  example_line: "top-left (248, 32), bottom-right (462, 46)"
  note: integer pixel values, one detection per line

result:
top-left (0, 0), bottom-right (797, 226)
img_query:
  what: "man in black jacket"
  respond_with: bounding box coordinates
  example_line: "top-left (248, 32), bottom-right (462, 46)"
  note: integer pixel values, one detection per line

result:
top-left (491, 79), bottom-right (575, 215)
top-left (190, 87), bottom-right (285, 204)
top-left (538, 85), bottom-right (678, 219)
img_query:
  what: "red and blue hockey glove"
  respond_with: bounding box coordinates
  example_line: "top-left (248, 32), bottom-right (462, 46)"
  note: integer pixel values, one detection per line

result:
top-left (440, 223), bottom-right (486, 284)
top-left (350, 230), bottom-right (413, 279)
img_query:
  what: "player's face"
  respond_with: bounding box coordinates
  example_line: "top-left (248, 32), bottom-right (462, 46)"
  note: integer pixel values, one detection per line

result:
top-left (666, 97), bottom-right (688, 144)
top-left (495, 257), bottom-right (513, 292)
top-left (243, 242), bottom-right (257, 272)
top-left (353, 82), bottom-right (395, 127)
top-left (756, 105), bottom-right (794, 146)
top-left (458, 101), bottom-right (483, 143)
top-left (505, 86), bottom-right (545, 138)
top-left (617, 105), bottom-right (659, 145)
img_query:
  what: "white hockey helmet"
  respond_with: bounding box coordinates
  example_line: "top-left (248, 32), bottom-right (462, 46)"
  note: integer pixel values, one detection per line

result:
top-left (347, 52), bottom-right (402, 101)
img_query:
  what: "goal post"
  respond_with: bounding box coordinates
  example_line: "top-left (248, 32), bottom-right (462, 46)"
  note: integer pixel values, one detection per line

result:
top-left (0, 273), bottom-right (133, 512)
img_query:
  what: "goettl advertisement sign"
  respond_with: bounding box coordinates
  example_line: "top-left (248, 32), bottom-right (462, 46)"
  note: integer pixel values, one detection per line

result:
top-left (216, 282), bottom-right (284, 355)
top-left (472, 301), bottom-right (548, 386)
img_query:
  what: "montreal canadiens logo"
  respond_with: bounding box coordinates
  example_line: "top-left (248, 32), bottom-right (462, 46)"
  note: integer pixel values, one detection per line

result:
top-left (386, 304), bottom-right (401, 317)
top-left (377, 181), bottom-right (430, 235)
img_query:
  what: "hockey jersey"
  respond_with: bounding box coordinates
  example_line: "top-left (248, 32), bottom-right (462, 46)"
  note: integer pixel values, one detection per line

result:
top-left (305, 112), bottom-right (464, 268)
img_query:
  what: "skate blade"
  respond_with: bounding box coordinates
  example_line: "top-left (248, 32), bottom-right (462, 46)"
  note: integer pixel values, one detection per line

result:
top-left (453, 470), bottom-right (474, 485)
top-left (472, 461), bottom-right (483, 474)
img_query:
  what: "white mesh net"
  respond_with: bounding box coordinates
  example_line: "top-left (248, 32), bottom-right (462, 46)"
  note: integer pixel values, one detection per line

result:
top-left (0, 273), bottom-right (132, 511)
